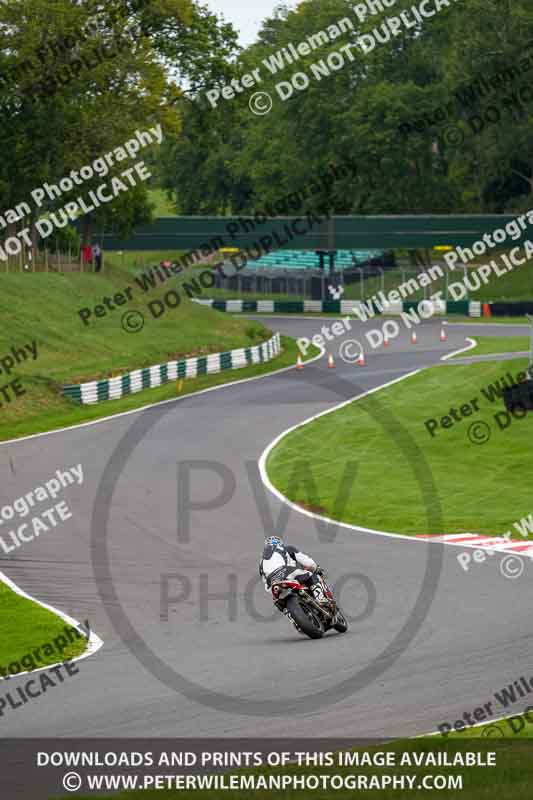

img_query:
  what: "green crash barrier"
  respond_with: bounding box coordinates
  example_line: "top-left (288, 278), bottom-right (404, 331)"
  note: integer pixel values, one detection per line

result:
top-left (94, 215), bottom-right (533, 251)
top-left (322, 301), bottom-right (342, 313)
top-left (274, 302), bottom-right (304, 313)
top-left (446, 301), bottom-right (470, 315)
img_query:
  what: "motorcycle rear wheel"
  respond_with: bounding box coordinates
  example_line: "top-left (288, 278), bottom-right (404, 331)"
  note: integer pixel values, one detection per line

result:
top-left (286, 595), bottom-right (324, 639)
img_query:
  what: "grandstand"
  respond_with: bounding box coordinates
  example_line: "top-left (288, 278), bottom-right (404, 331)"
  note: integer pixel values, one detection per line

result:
top-left (214, 248), bottom-right (396, 298)
top-left (246, 249), bottom-right (387, 271)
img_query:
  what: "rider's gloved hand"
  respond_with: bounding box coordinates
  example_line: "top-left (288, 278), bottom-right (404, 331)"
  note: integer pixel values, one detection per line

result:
top-left (315, 566), bottom-right (325, 576)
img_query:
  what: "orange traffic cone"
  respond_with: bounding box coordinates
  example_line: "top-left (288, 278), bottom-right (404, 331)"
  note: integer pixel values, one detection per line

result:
top-left (296, 355), bottom-right (304, 370)
top-left (384, 334), bottom-right (389, 347)
top-left (327, 353), bottom-right (335, 369)
top-left (358, 351), bottom-right (366, 366)
top-left (440, 327), bottom-right (447, 342)
top-left (411, 331), bottom-right (417, 344)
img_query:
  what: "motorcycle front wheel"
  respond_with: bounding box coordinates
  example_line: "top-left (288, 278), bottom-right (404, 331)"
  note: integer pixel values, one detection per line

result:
top-left (333, 608), bottom-right (348, 633)
top-left (286, 595), bottom-right (324, 639)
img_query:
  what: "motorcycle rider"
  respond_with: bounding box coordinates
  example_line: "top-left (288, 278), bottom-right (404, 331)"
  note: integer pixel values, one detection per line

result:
top-left (259, 536), bottom-right (328, 605)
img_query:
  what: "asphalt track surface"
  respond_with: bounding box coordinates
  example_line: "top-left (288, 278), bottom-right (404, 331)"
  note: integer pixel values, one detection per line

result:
top-left (1, 318), bottom-right (531, 739)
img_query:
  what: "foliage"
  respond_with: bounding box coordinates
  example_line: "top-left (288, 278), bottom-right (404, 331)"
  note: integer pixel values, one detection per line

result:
top-left (0, 0), bottom-right (238, 240)
top-left (161, 0), bottom-right (533, 216)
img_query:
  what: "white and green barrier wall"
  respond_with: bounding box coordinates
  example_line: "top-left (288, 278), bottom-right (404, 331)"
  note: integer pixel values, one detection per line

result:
top-left (195, 299), bottom-right (533, 317)
top-left (63, 332), bottom-right (281, 404)
top-left (194, 299), bottom-right (479, 316)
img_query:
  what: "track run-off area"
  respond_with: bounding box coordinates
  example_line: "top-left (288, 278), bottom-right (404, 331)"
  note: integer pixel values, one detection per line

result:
top-left (1, 317), bottom-right (530, 739)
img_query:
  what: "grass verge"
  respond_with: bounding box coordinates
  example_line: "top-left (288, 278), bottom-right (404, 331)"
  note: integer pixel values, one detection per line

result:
top-left (0, 267), bottom-right (313, 442)
top-left (448, 317), bottom-right (532, 325)
top-left (0, 334), bottom-right (317, 443)
top-left (451, 336), bottom-right (530, 357)
top-left (266, 357), bottom-right (533, 537)
top-left (99, 247), bottom-right (533, 304)
top-left (71, 739), bottom-right (533, 799)
top-left (343, 260), bottom-right (533, 302)
top-left (0, 580), bottom-right (87, 671)
top-left (448, 715), bottom-right (533, 739)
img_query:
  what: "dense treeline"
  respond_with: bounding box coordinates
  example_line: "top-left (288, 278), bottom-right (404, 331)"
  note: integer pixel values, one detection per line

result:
top-left (0, 0), bottom-right (238, 244)
top-left (2, 0), bottom-right (533, 249)
top-left (162, 0), bottom-right (533, 218)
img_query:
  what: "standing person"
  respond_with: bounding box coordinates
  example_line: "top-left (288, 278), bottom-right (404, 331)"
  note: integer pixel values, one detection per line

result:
top-left (83, 244), bottom-right (92, 266)
top-left (92, 243), bottom-right (102, 272)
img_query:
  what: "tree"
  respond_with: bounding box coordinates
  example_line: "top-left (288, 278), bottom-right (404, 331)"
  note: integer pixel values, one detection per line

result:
top-left (0, 0), bottom-right (238, 249)
top-left (159, 0), bottom-right (533, 220)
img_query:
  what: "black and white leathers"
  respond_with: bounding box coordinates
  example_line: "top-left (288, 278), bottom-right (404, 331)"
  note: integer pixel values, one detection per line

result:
top-left (259, 541), bottom-right (317, 589)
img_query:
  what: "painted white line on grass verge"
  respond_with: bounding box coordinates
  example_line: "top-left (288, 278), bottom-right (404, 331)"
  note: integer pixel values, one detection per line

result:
top-left (259, 355), bottom-right (531, 742)
top-left (419, 709), bottom-right (528, 739)
top-left (440, 337), bottom-right (477, 361)
top-left (258, 342), bottom-right (530, 547)
top-left (0, 568), bottom-right (104, 680)
top-left (258, 368), bottom-right (434, 546)
top-left (0, 340), bottom-right (323, 678)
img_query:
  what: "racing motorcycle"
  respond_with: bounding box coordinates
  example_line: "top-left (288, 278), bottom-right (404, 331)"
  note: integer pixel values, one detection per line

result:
top-left (271, 571), bottom-right (348, 639)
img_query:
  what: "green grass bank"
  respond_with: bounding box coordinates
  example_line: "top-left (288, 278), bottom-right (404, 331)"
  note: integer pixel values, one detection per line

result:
top-left (0, 267), bottom-right (309, 442)
top-left (267, 357), bottom-right (533, 537)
